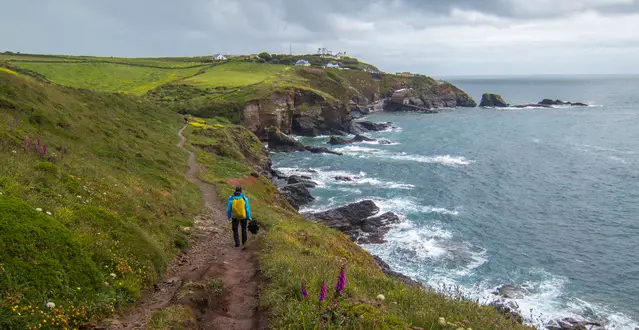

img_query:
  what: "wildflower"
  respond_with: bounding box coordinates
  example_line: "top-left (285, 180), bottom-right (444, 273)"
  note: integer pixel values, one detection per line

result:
top-left (45, 302), bottom-right (55, 309)
top-left (335, 265), bottom-right (346, 297)
top-left (376, 294), bottom-right (385, 301)
top-left (77, 195), bottom-right (82, 199)
top-left (42, 145), bottom-right (47, 156)
top-left (300, 282), bottom-right (309, 298)
top-left (12, 150), bottom-right (16, 154)
top-left (24, 136), bottom-right (30, 151)
top-left (110, 273), bottom-right (116, 278)
top-left (319, 281), bottom-right (327, 302)
top-left (438, 317), bottom-right (446, 326)
top-left (46, 211), bottom-right (52, 216)
top-left (35, 208), bottom-right (43, 212)
top-left (0, 192), bottom-right (3, 195)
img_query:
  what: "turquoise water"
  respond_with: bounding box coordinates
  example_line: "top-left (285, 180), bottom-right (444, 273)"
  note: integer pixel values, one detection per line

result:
top-left (271, 75), bottom-right (639, 329)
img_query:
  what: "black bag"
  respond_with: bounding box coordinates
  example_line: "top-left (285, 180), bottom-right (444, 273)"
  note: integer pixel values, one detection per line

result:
top-left (248, 219), bottom-right (260, 235)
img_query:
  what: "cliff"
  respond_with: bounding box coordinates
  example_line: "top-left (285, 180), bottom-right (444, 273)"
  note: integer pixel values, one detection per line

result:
top-left (149, 65), bottom-right (476, 138)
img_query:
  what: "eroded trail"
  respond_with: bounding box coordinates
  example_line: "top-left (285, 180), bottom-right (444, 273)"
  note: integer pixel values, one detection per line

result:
top-left (104, 125), bottom-right (263, 330)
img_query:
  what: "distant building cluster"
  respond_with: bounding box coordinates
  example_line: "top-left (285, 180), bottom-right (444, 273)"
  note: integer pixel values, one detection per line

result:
top-left (212, 54), bottom-right (227, 61)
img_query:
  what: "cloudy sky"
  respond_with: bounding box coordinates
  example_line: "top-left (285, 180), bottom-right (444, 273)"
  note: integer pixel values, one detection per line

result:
top-left (2, 0), bottom-right (638, 75)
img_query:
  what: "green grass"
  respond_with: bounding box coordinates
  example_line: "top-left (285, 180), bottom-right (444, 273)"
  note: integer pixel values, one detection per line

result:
top-left (180, 62), bottom-right (288, 88)
top-left (0, 71), bottom-right (201, 329)
top-left (4, 61), bottom-right (205, 95)
top-left (185, 118), bottom-right (533, 330)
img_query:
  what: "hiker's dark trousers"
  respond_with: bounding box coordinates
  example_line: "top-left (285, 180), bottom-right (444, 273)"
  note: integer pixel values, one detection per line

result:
top-left (232, 218), bottom-right (248, 246)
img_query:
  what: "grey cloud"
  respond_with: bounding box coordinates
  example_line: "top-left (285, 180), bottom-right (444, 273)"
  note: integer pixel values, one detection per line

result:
top-left (1, 0), bottom-right (638, 74)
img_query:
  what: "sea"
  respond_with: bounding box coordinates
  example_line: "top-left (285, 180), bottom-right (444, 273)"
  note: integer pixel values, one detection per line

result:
top-left (271, 75), bottom-right (639, 329)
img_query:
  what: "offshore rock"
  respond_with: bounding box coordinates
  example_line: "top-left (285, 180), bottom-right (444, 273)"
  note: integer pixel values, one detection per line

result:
top-left (480, 93), bottom-right (509, 107)
top-left (281, 183), bottom-right (315, 210)
top-left (305, 200), bottom-right (400, 244)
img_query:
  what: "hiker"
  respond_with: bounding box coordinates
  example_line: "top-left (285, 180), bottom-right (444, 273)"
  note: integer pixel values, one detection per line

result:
top-left (183, 114), bottom-right (189, 125)
top-left (226, 186), bottom-right (251, 247)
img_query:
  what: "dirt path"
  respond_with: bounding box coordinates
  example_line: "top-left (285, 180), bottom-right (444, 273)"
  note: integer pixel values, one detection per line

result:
top-left (103, 125), bottom-right (263, 330)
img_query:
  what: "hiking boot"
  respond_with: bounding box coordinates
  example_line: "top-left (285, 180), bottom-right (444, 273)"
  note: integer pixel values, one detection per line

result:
top-left (234, 244), bottom-right (240, 248)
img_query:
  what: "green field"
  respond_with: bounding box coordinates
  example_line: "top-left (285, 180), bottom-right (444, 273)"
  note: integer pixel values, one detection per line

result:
top-left (180, 62), bottom-right (288, 88)
top-left (6, 61), bottom-right (205, 95)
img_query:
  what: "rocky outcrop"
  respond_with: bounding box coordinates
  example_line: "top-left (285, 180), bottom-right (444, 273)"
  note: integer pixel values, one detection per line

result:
top-left (287, 175), bottom-right (317, 188)
top-left (354, 121), bottom-right (393, 132)
top-left (387, 82), bottom-right (477, 111)
top-left (545, 318), bottom-right (607, 330)
top-left (492, 284), bottom-right (528, 299)
top-left (538, 99), bottom-right (588, 107)
top-left (305, 146), bottom-right (343, 155)
top-left (490, 299), bottom-right (524, 324)
top-left (267, 128), bottom-right (306, 152)
top-left (305, 200), bottom-right (400, 244)
top-left (478, 95), bottom-right (589, 108)
top-left (281, 183), bottom-right (315, 210)
top-left (328, 134), bottom-right (376, 145)
top-left (480, 93), bottom-right (509, 107)
top-left (328, 136), bottom-right (350, 145)
top-left (267, 128), bottom-right (342, 155)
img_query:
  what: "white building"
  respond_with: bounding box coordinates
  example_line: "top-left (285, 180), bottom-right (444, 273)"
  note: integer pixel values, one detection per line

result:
top-left (213, 54), bottom-right (227, 61)
top-left (325, 63), bottom-right (340, 69)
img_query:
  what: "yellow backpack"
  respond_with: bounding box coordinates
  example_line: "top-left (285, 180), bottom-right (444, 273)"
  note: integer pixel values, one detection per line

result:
top-left (231, 197), bottom-right (247, 220)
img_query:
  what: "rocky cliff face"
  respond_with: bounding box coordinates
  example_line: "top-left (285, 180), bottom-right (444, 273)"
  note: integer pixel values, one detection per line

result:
top-left (240, 72), bottom-right (476, 138)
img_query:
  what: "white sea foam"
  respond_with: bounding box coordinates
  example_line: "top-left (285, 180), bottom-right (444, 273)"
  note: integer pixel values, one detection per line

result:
top-left (275, 166), bottom-right (415, 190)
top-left (335, 146), bottom-right (474, 166)
top-left (368, 196), bottom-right (460, 218)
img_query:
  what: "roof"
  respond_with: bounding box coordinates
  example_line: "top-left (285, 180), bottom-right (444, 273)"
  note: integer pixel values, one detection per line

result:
top-left (295, 59), bottom-right (310, 64)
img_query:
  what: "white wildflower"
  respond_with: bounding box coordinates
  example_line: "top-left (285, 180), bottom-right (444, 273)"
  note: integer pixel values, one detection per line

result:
top-left (0, 192), bottom-right (3, 195)
top-left (438, 317), bottom-right (446, 326)
top-left (77, 195), bottom-right (82, 199)
top-left (104, 282), bottom-right (110, 286)
top-left (97, 232), bottom-right (101, 235)
top-left (45, 302), bottom-right (55, 309)
top-left (103, 192), bottom-right (107, 195)
top-left (110, 273), bottom-right (116, 278)
top-left (35, 208), bottom-right (43, 212)
top-left (46, 211), bottom-right (52, 216)
top-left (12, 150), bottom-right (17, 154)
top-left (376, 294), bottom-right (385, 301)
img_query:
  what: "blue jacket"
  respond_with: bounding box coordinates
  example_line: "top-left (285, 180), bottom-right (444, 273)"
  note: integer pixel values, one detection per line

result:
top-left (226, 193), bottom-right (251, 220)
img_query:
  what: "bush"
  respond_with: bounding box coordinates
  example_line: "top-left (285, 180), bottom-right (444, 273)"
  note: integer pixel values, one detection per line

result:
top-left (258, 52), bottom-right (272, 62)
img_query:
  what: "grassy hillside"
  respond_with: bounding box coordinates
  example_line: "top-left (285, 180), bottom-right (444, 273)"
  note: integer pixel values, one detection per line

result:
top-left (0, 70), bottom-right (201, 329)
top-left (184, 118), bottom-right (532, 329)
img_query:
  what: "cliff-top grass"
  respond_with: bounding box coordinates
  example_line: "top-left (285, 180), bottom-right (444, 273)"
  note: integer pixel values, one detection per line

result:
top-left (180, 62), bottom-right (289, 88)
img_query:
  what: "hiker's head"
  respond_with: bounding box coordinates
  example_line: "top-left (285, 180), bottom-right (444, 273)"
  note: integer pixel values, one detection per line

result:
top-left (234, 186), bottom-right (242, 195)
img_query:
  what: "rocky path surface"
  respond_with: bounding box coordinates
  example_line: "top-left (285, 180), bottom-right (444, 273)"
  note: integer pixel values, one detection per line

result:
top-left (102, 125), bottom-right (263, 330)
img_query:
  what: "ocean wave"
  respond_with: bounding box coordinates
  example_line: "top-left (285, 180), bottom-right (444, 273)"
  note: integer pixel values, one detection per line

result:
top-left (371, 197), bottom-right (460, 217)
top-left (335, 146), bottom-right (474, 166)
top-left (360, 139), bottom-right (400, 146)
top-left (275, 166), bottom-right (415, 190)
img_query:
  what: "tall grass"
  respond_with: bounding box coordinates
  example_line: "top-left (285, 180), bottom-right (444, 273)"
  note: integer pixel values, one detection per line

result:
top-left (0, 71), bottom-right (201, 329)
